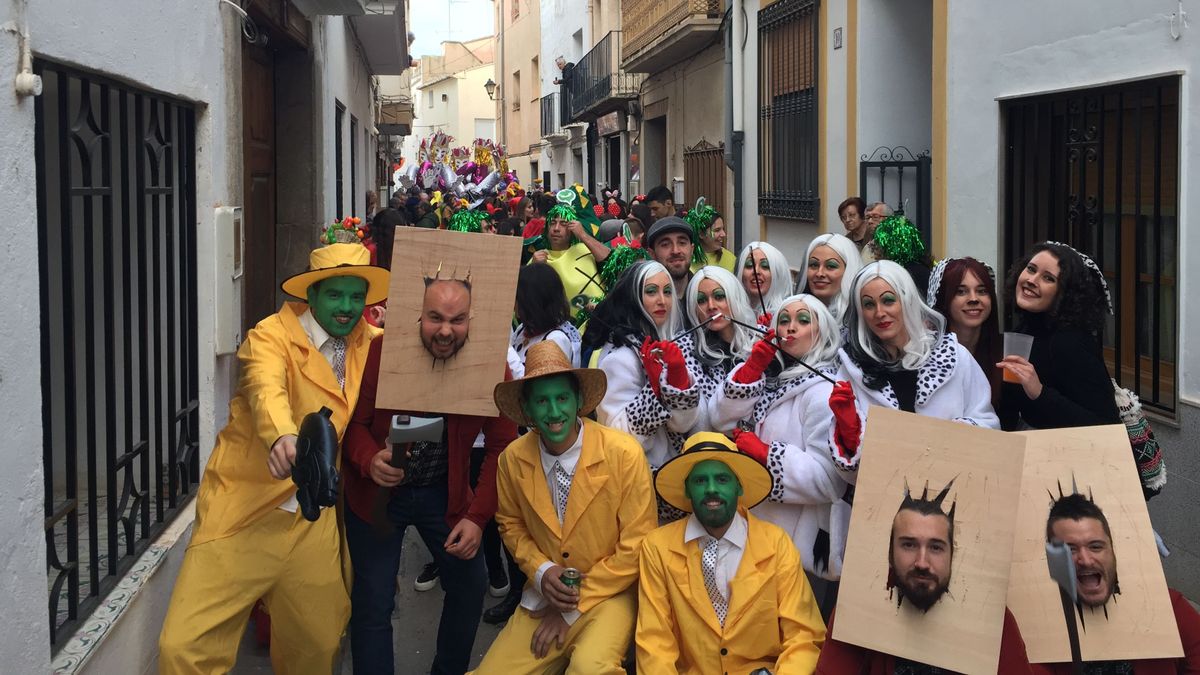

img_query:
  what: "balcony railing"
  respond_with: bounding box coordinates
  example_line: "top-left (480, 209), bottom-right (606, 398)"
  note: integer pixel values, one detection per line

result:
top-left (623, 0), bottom-right (724, 61)
top-left (540, 93), bottom-right (565, 138)
top-left (568, 31), bottom-right (644, 121)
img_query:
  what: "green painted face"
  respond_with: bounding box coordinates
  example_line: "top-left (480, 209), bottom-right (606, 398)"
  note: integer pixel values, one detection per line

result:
top-left (685, 459), bottom-right (743, 530)
top-left (521, 374), bottom-right (581, 451)
top-left (306, 275), bottom-right (368, 338)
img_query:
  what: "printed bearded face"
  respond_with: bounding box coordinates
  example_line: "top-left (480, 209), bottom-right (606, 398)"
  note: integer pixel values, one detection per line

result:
top-left (889, 509), bottom-right (954, 612)
top-left (307, 275), bottom-right (368, 338)
top-left (685, 459), bottom-right (743, 530)
top-left (419, 280), bottom-right (472, 361)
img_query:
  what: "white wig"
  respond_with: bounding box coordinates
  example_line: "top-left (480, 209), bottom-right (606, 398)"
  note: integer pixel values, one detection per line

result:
top-left (633, 259), bottom-right (683, 340)
top-left (736, 241), bottom-right (792, 316)
top-left (844, 260), bottom-right (945, 370)
top-left (685, 266), bottom-right (760, 363)
top-left (770, 293), bottom-right (842, 379)
top-left (795, 232), bottom-right (863, 321)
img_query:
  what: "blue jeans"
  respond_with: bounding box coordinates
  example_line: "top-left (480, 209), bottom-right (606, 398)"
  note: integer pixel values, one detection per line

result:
top-left (345, 483), bottom-right (487, 675)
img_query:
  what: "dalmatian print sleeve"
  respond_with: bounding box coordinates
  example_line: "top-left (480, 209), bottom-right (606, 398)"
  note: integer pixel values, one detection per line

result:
top-left (707, 367), bottom-right (764, 432)
top-left (596, 345), bottom-right (673, 440)
top-left (659, 374), bottom-right (700, 434)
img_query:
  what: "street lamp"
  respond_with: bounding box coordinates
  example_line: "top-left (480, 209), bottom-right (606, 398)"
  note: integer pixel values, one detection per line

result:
top-left (484, 78), bottom-right (497, 100)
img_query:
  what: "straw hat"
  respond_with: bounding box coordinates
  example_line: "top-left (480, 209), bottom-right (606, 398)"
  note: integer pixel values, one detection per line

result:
top-left (493, 341), bottom-right (607, 427)
top-left (281, 242), bottom-right (391, 305)
top-left (655, 432), bottom-right (773, 514)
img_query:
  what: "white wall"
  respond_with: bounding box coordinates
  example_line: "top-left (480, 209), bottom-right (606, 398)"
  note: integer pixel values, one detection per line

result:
top-left (320, 16), bottom-right (377, 222)
top-left (944, 0), bottom-right (1199, 401)
top-left (1, 0), bottom-right (244, 669)
top-left (856, 0), bottom-right (932, 173)
top-left (538, 0), bottom-right (588, 187)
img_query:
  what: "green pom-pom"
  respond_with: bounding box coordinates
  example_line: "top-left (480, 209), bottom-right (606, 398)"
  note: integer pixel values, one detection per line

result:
top-left (547, 204), bottom-right (575, 223)
top-left (448, 209), bottom-right (488, 233)
top-left (599, 244), bottom-right (650, 291)
top-left (872, 215), bottom-right (926, 265)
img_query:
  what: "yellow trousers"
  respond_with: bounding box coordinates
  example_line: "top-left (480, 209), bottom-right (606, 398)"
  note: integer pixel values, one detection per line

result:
top-left (471, 588), bottom-right (636, 675)
top-left (158, 508), bottom-right (349, 675)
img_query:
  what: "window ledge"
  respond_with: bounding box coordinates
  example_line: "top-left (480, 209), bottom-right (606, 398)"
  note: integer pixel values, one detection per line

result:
top-left (50, 500), bottom-right (196, 674)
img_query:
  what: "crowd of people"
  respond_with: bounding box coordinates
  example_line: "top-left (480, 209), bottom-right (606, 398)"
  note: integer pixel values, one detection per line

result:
top-left (154, 181), bottom-right (1193, 675)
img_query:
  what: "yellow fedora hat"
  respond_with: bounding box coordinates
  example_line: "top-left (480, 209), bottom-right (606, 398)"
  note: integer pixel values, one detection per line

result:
top-left (281, 242), bottom-right (391, 305)
top-left (654, 432), bottom-right (773, 514)
top-left (493, 341), bottom-right (607, 427)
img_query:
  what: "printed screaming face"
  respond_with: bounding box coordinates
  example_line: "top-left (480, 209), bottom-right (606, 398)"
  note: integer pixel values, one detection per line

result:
top-left (888, 480), bottom-right (956, 613)
top-left (419, 279), bottom-right (472, 362)
top-left (1046, 492), bottom-right (1120, 609)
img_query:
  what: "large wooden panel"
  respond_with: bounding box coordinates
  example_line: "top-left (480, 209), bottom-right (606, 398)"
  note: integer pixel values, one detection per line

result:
top-left (1009, 424), bottom-right (1182, 663)
top-left (376, 228), bottom-right (522, 417)
top-left (834, 407), bottom-right (1026, 674)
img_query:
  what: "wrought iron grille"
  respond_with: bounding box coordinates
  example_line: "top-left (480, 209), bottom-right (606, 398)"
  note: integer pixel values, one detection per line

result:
top-left (540, 92), bottom-right (563, 138)
top-left (567, 32), bottom-right (644, 121)
top-left (684, 138), bottom-right (728, 219)
top-left (858, 146), bottom-right (932, 244)
top-left (34, 61), bottom-right (201, 647)
top-left (1001, 76), bottom-right (1179, 416)
top-left (758, 0), bottom-right (819, 220)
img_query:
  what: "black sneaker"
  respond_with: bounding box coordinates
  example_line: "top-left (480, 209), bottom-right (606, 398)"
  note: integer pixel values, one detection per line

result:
top-left (482, 593), bottom-right (521, 625)
top-left (488, 565), bottom-right (510, 598)
top-left (413, 562), bottom-right (440, 592)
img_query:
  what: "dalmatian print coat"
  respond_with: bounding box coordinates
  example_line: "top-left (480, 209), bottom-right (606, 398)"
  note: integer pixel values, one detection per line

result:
top-left (709, 362), bottom-right (850, 580)
top-left (830, 331), bottom-right (1000, 483)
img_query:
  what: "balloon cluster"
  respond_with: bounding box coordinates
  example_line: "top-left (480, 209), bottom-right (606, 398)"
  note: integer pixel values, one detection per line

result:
top-left (393, 134), bottom-right (520, 210)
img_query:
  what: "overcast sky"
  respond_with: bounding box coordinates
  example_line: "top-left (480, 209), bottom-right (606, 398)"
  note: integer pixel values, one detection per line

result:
top-left (409, 0), bottom-right (496, 57)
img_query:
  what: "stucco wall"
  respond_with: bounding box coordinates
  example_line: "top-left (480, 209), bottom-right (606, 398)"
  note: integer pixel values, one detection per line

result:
top-left (639, 43), bottom-right (725, 197)
top-left (944, 0), bottom-right (1200, 598)
top-left (320, 16), bottom-right (377, 224)
top-left (500, 0), bottom-right (541, 157)
top-left (537, 0), bottom-right (588, 187)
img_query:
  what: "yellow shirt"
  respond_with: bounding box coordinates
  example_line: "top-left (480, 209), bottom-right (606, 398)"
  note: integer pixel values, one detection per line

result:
top-left (636, 510), bottom-right (826, 675)
top-left (691, 247), bottom-right (737, 274)
top-left (192, 302), bottom-right (381, 546)
top-left (538, 242), bottom-right (604, 306)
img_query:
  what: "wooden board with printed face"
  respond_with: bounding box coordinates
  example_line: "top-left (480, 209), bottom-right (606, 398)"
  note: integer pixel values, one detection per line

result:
top-left (833, 407), bottom-right (1027, 674)
top-left (376, 227), bottom-right (522, 417)
top-left (1009, 424), bottom-right (1182, 663)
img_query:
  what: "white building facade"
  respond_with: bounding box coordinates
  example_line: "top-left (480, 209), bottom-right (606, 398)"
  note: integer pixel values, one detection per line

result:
top-left (0, 1), bottom-right (408, 671)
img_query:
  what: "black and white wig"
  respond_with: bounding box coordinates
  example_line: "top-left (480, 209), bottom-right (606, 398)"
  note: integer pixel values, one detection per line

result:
top-left (795, 232), bottom-right (864, 321)
top-left (736, 241), bottom-right (792, 315)
top-left (585, 259), bottom-right (682, 352)
top-left (844, 260), bottom-right (945, 371)
top-left (685, 266), bottom-right (760, 363)
top-left (770, 293), bottom-right (842, 379)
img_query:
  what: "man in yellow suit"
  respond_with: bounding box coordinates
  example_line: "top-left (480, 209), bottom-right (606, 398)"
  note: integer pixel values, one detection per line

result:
top-left (473, 341), bottom-right (656, 674)
top-left (158, 239), bottom-right (388, 674)
top-left (636, 432), bottom-right (826, 675)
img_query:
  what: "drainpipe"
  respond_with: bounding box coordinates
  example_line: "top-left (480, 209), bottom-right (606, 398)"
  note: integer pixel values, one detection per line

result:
top-left (498, 0), bottom-right (506, 148)
top-left (724, 1), bottom-right (745, 249)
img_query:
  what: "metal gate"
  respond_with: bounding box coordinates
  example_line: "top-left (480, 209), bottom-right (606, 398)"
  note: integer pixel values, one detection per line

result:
top-left (1001, 76), bottom-right (1179, 416)
top-left (858, 146), bottom-right (932, 243)
top-left (34, 61), bottom-right (201, 646)
top-left (683, 138), bottom-right (727, 218)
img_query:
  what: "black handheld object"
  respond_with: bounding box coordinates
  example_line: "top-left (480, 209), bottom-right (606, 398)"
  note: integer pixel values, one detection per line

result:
top-left (292, 406), bottom-right (339, 522)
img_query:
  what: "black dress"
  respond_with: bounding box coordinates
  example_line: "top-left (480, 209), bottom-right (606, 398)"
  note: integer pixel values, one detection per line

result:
top-left (999, 313), bottom-right (1120, 431)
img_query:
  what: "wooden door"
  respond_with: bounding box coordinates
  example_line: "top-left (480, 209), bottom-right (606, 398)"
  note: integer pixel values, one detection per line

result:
top-left (242, 41), bottom-right (277, 331)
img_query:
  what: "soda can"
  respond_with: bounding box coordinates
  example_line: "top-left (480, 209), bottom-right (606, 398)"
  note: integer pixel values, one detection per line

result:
top-left (560, 567), bottom-right (582, 589)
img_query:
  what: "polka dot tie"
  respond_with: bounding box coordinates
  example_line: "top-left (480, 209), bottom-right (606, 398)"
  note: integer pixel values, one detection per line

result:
top-left (330, 337), bottom-right (346, 389)
top-left (701, 536), bottom-right (727, 627)
top-left (552, 461), bottom-right (572, 524)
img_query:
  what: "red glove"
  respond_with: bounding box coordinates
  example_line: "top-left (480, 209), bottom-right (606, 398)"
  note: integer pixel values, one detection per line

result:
top-left (829, 381), bottom-right (862, 461)
top-left (757, 312), bottom-right (773, 327)
top-left (640, 337), bottom-right (664, 397)
top-left (732, 428), bottom-right (769, 466)
top-left (658, 341), bottom-right (692, 391)
top-left (733, 330), bottom-right (778, 384)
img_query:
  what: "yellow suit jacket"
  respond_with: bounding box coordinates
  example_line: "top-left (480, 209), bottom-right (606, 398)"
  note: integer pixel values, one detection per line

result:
top-left (192, 301), bottom-right (381, 546)
top-left (495, 418), bottom-right (656, 613)
top-left (636, 511), bottom-right (826, 675)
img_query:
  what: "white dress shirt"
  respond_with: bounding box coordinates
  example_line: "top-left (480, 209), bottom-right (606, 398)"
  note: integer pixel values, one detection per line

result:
top-left (520, 420), bottom-right (585, 624)
top-left (683, 510), bottom-right (749, 602)
top-left (277, 309), bottom-right (343, 513)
